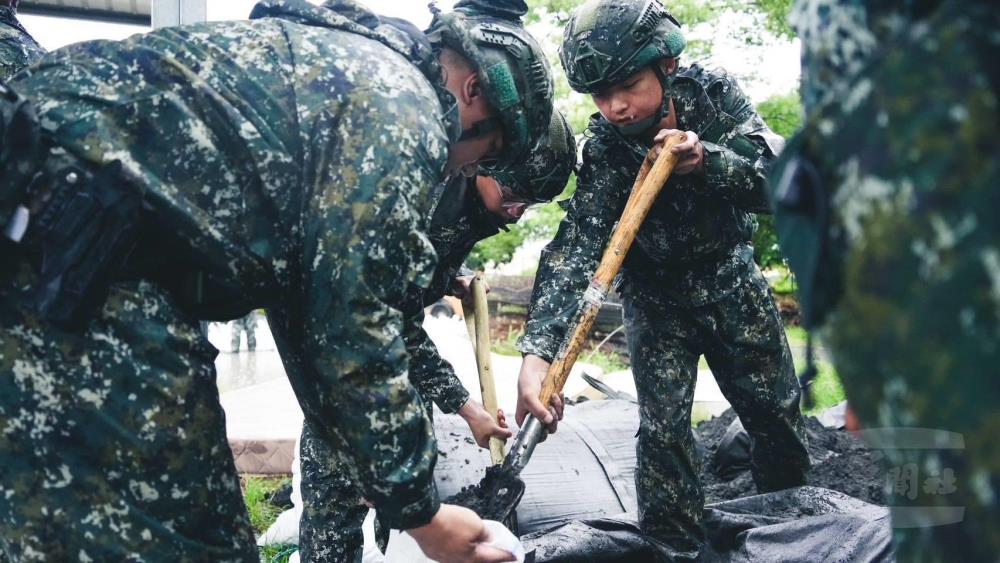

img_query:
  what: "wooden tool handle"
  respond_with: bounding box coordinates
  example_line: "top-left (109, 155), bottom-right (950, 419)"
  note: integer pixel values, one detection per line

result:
top-left (468, 274), bottom-right (506, 465)
top-left (538, 134), bottom-right (685, 406)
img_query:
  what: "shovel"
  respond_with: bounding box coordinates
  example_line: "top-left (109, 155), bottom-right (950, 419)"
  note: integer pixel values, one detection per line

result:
top-left (448, 133), bottom-right (687, 523)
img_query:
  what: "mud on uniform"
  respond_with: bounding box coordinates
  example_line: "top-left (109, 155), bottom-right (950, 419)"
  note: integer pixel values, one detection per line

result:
top-left (0, 0), bottom-right (462, 559)
top-left (518, 65), bottom-right (811, 560)
top-left (297, 177), bottom-right (499, 561)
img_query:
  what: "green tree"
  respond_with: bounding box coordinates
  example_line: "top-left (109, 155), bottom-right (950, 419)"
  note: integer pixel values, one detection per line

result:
top-left (471, 0), bottom-right (803, 271)
top-left (753, 90), bottom-right (802, 269)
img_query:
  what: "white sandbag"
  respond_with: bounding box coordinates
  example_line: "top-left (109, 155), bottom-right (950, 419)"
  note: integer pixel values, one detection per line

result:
top-left (383, 520), bottom-right (524, 563)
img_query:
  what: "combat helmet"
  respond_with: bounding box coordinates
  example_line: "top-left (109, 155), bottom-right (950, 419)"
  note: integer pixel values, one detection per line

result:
top-left (427, 0), bottom-right (553, 168)
top-left (561, 0), bottom-right (685, 135)
top-left (485, 109), bottom-right (577, 203)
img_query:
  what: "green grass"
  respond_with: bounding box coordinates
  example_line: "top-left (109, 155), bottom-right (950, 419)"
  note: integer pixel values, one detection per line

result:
top-left (493, 327), bottom-right (629, 373)
top-left (797, 359), bottom-right (846, 416)
top-left (580, 348), bottom-right (629, 373)
top-left (765, 265), bottom-right (798, 296)
top-left (492, 326), bottom-right (523, 357)
top-left (242, 476), bottom-right (295, 563)
top-left (785, 325), bottom-right (808, 347)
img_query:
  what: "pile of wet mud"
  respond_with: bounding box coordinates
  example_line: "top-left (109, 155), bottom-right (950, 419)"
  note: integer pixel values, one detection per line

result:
top-left (444, 465), bottom-right (523, 522)
top-left (695, 409), bottom-right (886, 505)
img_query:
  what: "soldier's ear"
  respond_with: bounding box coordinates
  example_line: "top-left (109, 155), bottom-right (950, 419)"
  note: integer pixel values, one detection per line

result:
top-left (659, 57), bottom-right (678, 76)
top-left (460, 73), bottom-right (484, 105)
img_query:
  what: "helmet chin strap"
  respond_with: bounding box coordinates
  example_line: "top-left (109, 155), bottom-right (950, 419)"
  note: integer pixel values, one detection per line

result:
top-left (613, 63), bottom-right (675, 138)
top-left (457, 116), bottom-right (503, 142)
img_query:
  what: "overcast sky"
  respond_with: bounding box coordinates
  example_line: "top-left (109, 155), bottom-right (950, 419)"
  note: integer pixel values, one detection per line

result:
top-left (20, 0), bottom-right (453, 50)
top-left (19, 0), bottom-right (797, 102)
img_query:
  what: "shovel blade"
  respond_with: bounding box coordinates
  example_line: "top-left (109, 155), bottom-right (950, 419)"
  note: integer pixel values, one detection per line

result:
top-left (445, 465), bottom-right (526, 525)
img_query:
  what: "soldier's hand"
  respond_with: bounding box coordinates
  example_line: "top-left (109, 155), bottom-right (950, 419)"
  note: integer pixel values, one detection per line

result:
top-left (652, 129), bottom-right (704, 175)
top-left (516, 354), bottom-right (563, 434)
top-left (459, 400), bottom-right (513, 449)
top-left (408, 504), bottom-right (517, 563)
top-left (454, 274), bottom-right (490, 306)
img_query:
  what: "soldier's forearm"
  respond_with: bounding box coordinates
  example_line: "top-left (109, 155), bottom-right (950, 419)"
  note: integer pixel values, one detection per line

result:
top-left (702, 141), bottom-right (772, 212)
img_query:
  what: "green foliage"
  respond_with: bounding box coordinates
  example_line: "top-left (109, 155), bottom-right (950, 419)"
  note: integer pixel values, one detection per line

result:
top-left (465, 225), bottom-right (528, 270)
top-left (754, 0), bottom-right (795, 39)
top-left (799, 361), bottom-right (846, 416)
top-left (785, 324), bottom-right (808, 346)
top-left (525, 0), bottom-right (581, 25)
top-left (243, 476), bottom-right (296, 562)
top-left (770, 267), bottom-right (798, 296)
top-left (492, 326), bottom-right (525, 356)
top-left (752, 91), bottom-right (802, 269)
top-left (467, 175), bottom-right (576, 269)
top-left (752, 214), bottom-right (785, 270)
top-left (756, 90), bottom-right (802, 138)
top-left (243, 476), bottom-right (287, 533)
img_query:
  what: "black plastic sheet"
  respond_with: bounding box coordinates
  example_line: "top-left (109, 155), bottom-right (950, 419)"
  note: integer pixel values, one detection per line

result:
top-left (522, 487), bottom-right (894, 562)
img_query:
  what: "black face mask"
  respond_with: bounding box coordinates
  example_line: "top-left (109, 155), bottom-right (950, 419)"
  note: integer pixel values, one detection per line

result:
top-left (430, 175), bottom-right (508, 235)
top-left (430, 175), bottom-right (474, 230)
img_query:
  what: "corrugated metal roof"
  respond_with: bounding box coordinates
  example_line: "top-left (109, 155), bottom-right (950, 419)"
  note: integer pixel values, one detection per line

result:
top-left (20, 0), bottom-right (151, 24)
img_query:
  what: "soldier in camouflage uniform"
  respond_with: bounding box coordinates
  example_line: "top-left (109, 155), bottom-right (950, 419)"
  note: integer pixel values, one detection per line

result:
top-left (514, 1), bottom-right (811, 560)
top-left (770, 0), bottom-right (998, 560)
top-left (298, 110), bottom-right (576, 561)
top-left (0, 0), bottom-right (43, 82)
top-left (0, 0), bottom-right (553, 560)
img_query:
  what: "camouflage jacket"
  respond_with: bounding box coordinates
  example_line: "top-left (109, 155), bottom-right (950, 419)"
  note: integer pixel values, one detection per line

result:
top-left (10, 0), bottom-right (459, 529)
top-left (403, 176), bottom-right (500, 414)
top-left (0, 6), bottom-right (44, 81)
top-left (771, 1), bottom-right (998, 560)
top-left (519, 64), bottom-right (783, 361)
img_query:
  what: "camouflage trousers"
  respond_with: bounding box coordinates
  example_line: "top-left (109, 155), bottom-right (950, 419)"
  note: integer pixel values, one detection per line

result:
top-left (622, 264), bottom-right (810, 561)
top-left (0, 267), bottom-right (258, 562)
top-left (231, 313), bottom-right (257, 352)
top-left (298, 402), bottom-right (434, 561)
top-left (297, 422), bottom-right (368, 563)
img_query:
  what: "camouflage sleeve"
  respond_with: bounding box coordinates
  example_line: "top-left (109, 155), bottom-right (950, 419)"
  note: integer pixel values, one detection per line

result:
top-left (517, 139), bottom-right (630, 361)
top-left (298, 101), bottom-right (448, 530)
top-left (0, 19), bottom-right (46, 81)
top-left (698, 75), bottom-right (784, 214)
top-left (404, 312), bottom-right (471, 414)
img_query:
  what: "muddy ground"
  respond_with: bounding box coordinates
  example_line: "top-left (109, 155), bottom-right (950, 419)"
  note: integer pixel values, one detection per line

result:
top-left (696, 409), bottom-right (886, 505)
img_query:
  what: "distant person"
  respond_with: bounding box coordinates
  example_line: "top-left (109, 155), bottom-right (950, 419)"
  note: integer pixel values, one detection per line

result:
top-left (230, 311), bottom-right (257, 352)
